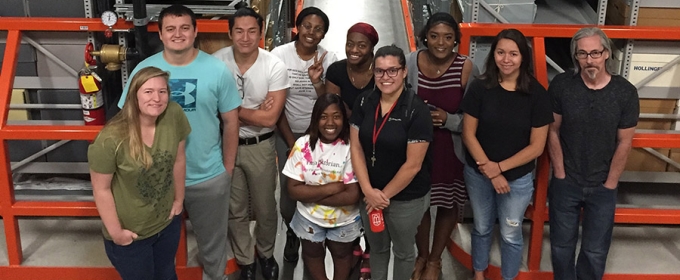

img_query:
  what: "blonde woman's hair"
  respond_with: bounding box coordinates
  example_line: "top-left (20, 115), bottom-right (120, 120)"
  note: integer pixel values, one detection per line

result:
top-left (106, 66), bottom-right (170, 169)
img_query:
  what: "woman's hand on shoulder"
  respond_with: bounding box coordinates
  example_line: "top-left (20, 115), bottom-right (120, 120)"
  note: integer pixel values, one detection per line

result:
top-left (111, 229), bottom-right (138, 246)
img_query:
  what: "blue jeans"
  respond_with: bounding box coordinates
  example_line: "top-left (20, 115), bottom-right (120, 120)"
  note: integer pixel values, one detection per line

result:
top-left (464, 165), bottom-right (534, 280)
top-left (104, 214), bottom-right (181, 280)
top-left (549, 177), bottom-right (617, 280)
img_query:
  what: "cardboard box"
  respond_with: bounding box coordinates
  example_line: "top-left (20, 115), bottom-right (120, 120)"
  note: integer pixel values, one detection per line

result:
top-left (197, 33), bottom-right (232, 54)
top-left (637, 98), bottom-right (676, 130)
top-left (628, 53), bottom-right (680, 88)
top-left (607, 0), bottom-right (680, 26)
top-left (626, 99), bottom-right (677, 171)
top-left (640, 99), bottom-right (678, 114)
top-left (667, 149), bottom-right (680, 172)
top-left (9, 89), bottom-right (28, 121)
top-left (451, 0), bottom-right (463, 23)
top-left (625, 148), bottom-right (671, 172)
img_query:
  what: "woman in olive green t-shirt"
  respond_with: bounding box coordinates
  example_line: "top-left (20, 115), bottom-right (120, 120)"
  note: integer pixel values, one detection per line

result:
top-left (87, 66), bottom-right (190, 280)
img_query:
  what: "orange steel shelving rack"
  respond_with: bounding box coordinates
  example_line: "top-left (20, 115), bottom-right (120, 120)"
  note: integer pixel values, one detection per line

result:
top-left (3, 10), bottom-right (680, 280)
top-left (0, 17), bottom-right (242, 279)
top-left (448, 23), bottom-right (680, 280)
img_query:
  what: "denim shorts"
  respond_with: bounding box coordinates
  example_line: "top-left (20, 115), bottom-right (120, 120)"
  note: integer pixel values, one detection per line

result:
top-left (290, 210), bottom-right (363, 243)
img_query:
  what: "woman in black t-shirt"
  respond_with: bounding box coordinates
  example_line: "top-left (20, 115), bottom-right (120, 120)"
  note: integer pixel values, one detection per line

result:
top-left (349, 45), bottom-right (433, 280)
top-left (326, 22), bottom-right (378, 115)
top-left (326, 22), bottom-right (379, 279)
top-left (460, 29), bottom-right (553, 280)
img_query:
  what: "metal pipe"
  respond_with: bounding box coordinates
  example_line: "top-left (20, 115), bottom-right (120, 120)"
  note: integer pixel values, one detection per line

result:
top-left (479, 0), bottom-right (509, 23)
top-left (21, 36), bottom-right (79, 77)
top-left (546, 56), bottom-right (565, 73)
top-left (133, 0), bottom-right (151, 60)
top-left (640, 113), bottom-right (680, 120)
top-left (11, 140), bottom-right (71, 171)
top-left (9, 104), bottom-right (82, 110)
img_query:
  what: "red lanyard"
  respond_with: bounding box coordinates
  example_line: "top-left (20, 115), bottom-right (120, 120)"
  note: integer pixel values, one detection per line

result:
top-left (372, 101), bottom-right (398, 146)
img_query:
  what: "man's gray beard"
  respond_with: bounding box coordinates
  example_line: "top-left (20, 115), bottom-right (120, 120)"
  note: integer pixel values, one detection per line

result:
top-left (585, 68), bottom-right (597, 80)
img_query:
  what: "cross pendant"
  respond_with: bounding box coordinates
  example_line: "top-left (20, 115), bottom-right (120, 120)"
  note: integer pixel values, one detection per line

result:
top-left (371, 156), bottom-right (376, 167)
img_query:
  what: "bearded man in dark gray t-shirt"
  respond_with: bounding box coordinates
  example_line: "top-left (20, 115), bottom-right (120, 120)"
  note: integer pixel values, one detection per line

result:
top-left (547, 27), bottom-right (639, 280)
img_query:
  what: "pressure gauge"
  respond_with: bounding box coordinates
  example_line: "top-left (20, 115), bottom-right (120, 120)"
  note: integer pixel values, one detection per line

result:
top-left (101, 11), bottom-right (118, 27)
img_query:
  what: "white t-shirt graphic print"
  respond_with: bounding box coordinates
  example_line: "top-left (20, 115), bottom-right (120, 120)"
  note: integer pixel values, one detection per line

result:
top-left (282, 135), bottom-right (359, 227)
top-left (271, 42), bottom-right (338, 133)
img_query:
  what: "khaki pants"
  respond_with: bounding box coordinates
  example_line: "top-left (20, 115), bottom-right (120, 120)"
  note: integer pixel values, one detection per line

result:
top-left (275, 132), bottom-right (304, 226)
top-left (228, 137), bottom-right (278, 265)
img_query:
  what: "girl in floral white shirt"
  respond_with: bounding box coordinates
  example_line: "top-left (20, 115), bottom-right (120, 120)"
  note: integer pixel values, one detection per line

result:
top-left (282, 93), bottom-right (361, 280)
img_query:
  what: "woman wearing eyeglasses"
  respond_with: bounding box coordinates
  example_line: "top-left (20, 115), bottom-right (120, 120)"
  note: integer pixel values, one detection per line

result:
top-left (460, 29), bottom-right (553, 280)
top-left (405, 12), bottom-right (474, 280)
top-left (349, 45), bottom-right (433, 280)
top-left (271, 6), bottom-right (338, 263)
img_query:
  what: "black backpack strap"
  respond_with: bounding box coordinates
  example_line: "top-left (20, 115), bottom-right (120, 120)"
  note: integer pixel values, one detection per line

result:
top-left (403, 86), bottom-right (416, 128)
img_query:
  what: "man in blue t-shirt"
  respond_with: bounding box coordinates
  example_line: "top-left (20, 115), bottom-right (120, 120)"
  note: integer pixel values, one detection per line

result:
top-left (548, 27), bottom-right (639, 280)
top-left (117, 5), bottom-right (241, 280)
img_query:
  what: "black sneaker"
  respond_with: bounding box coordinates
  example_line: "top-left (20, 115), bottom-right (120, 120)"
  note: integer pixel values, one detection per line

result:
top-left (239, 263), bottom-right (256, 280)
top-left (258, 255), bottom-right (279, 280)
top-left (283, 228), bottom-right (300, 263)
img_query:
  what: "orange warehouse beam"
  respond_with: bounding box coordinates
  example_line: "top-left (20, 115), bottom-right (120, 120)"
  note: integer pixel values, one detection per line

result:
top-left (400, 0), bottom-right (417, 52)
top-left (0, 125), bottom-right (102, 140)
top-left (0, 30), bottom-right (20, 127)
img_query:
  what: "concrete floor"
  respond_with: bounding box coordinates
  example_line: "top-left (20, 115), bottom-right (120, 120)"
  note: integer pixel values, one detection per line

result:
top-left (3, 209), bottom-right (680, 279)
top-left (0, 211), bottom-right (471, 279)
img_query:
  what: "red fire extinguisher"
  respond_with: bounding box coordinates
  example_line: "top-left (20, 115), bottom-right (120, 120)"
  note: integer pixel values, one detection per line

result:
top-left (78, 67), bottom-right (106, 126)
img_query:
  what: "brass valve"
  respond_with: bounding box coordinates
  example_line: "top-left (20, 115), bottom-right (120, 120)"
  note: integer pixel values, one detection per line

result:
top-left (89, 44), bottom-right (128, 71)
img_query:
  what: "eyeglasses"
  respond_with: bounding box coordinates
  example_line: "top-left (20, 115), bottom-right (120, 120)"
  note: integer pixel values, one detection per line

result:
top-left (236, 74), bottom-right (245, 99)
top-left (575, 49), bottom-right (606, 59)
top-left (373, 67), bottom-right (403, 78)
top-left (300, 23), bottom-right (324, 34)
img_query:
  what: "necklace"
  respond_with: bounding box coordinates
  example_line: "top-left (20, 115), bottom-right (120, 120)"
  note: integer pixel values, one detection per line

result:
top-left (294, 41), bottom-right (317, 61)
top-left (425, 52), bottom-right (453, 75)
top-left (348, 63), bottom-right (373, 89)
